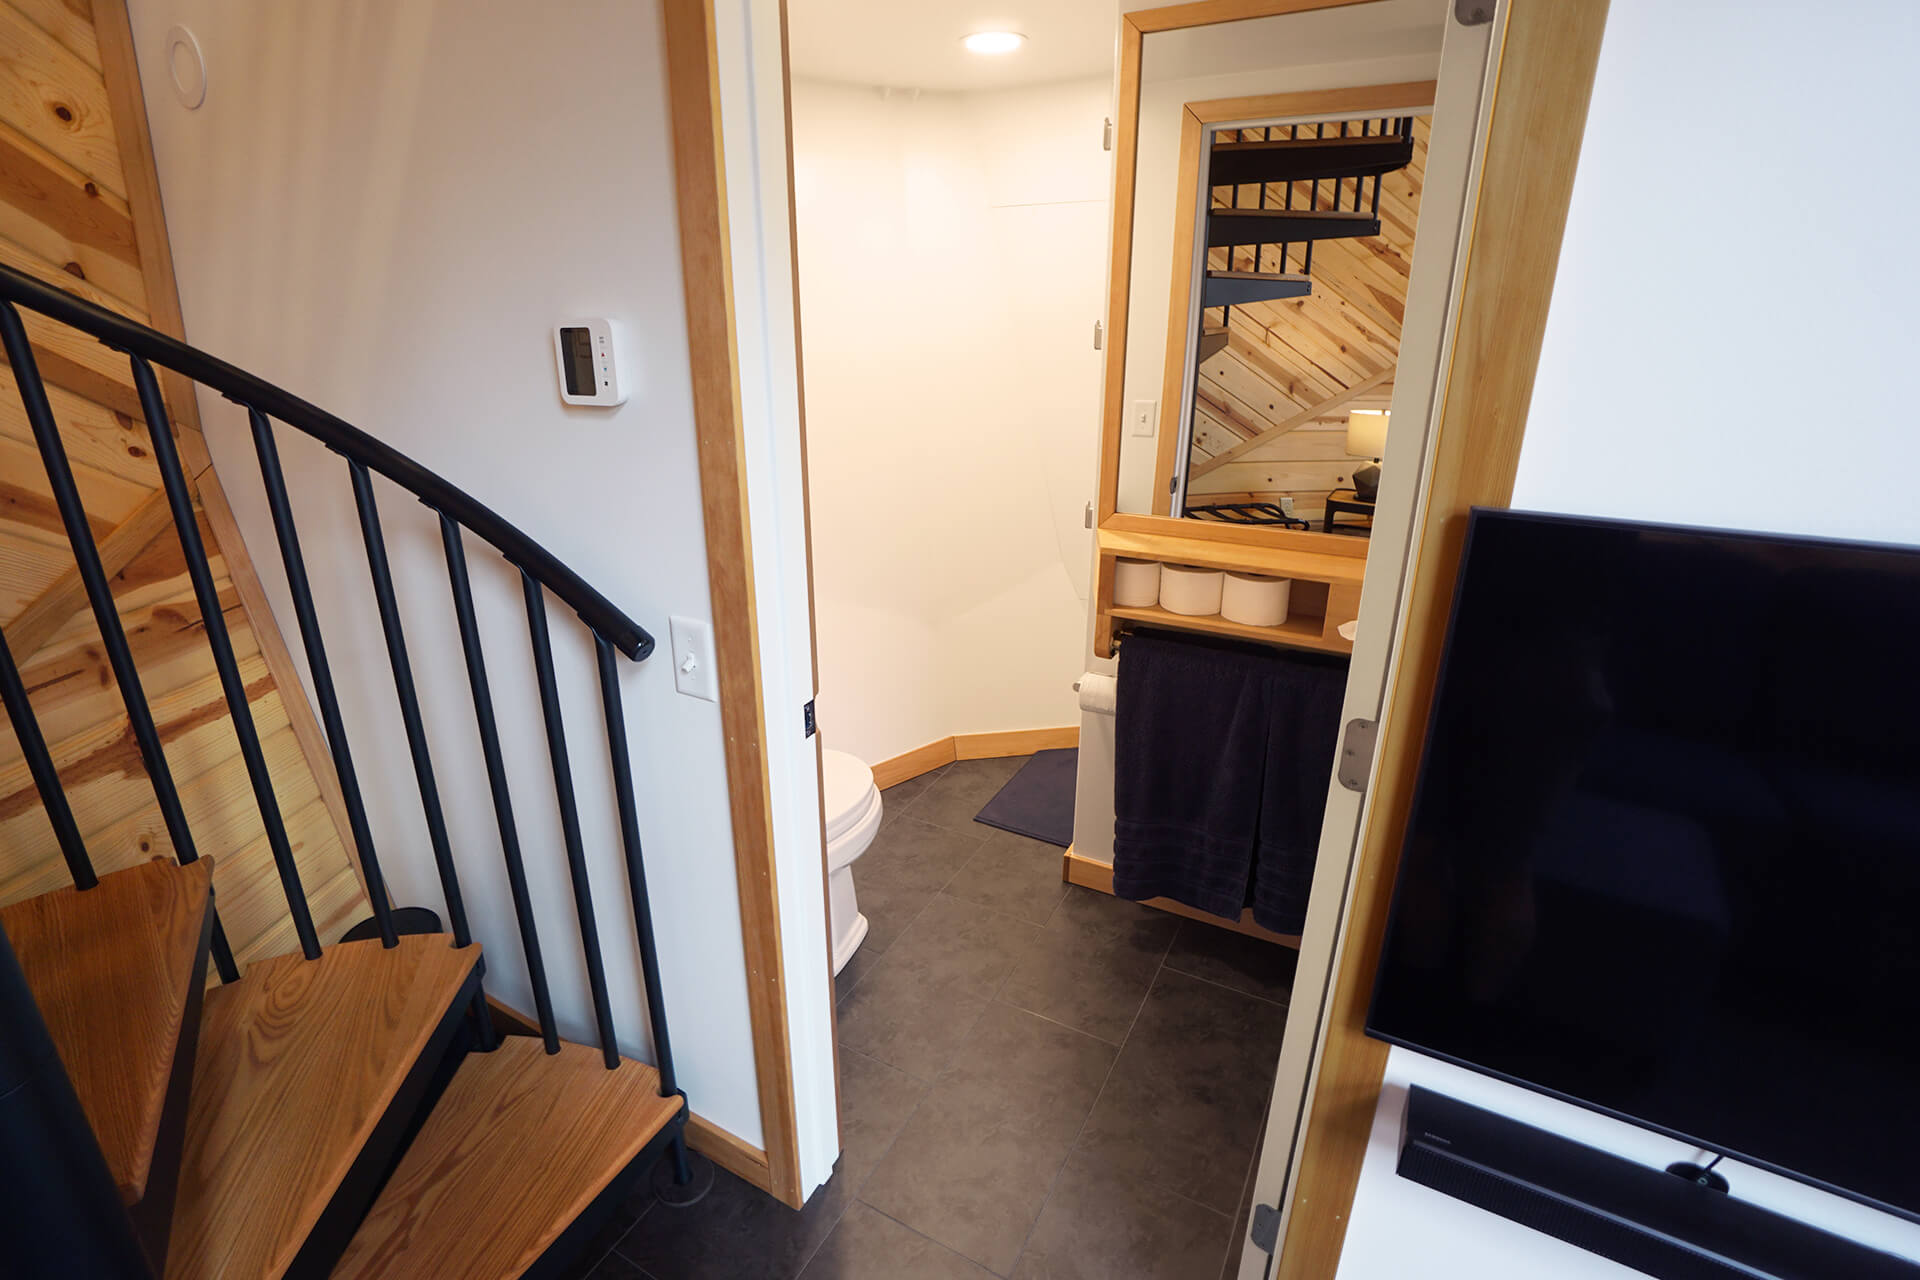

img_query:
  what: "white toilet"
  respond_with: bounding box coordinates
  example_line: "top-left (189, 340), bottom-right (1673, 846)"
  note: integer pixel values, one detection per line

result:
top-left (821, 748), bottom-right (882, 974)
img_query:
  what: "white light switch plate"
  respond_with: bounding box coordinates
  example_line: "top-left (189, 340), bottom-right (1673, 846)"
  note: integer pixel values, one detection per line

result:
top-left (1130, 399), bottom-right (1157, 437)
top-left (669, 615), bottom-right (717, 702)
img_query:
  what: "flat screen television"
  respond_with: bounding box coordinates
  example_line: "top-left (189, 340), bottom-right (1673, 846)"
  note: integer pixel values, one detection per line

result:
top-left (1367, 508), bottom-right (1920, 1224)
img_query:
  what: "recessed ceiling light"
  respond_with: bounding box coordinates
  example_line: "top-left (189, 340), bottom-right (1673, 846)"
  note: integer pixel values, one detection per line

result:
top-left (962, 31), bottom-right (1026, 55)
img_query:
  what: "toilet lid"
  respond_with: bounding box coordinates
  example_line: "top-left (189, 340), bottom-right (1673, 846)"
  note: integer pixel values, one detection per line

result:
top-left (821, 749), bottom-right (877, 844)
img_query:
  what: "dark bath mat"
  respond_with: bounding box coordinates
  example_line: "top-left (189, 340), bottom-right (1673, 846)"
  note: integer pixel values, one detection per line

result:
top-left (974, 748), bottom-right (1078, 847)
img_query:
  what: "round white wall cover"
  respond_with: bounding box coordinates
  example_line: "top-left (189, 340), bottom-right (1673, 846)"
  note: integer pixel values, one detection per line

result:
top-left (165, 25), bottom-right (206, 109)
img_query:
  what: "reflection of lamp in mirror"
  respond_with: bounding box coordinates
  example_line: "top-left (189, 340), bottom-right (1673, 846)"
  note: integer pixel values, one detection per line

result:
top-left (1346, 409), bottom-right (1389, 501)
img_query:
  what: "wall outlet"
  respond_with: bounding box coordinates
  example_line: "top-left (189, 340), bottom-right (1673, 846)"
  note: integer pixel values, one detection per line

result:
top-left (1130, 399), bottom-right (1157, 438)
top-left (669, 615), bottom-right (717, 702)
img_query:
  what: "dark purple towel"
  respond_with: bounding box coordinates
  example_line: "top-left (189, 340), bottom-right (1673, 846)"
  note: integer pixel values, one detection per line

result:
top-left (1111, 629), bottom-right (1347, 934)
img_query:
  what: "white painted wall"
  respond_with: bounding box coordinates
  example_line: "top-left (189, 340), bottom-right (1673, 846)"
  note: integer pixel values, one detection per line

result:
top-left (1337, 0), bottom-right (1920, 1272)
top-left (129, 0), bottom-right (767, 1148)
top-left (792, 77), bottom-right (1110, 764)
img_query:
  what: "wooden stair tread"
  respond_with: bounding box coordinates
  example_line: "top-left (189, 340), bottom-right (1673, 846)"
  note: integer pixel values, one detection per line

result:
top-left (1209, 207), bottom-right (1375, 220)
top-left (165, 935), bottom-right (481, 1280)
top-left (334, 1038), bottom-right (684, 1280)
top-left (1208, 269), bottom-right (1312, 282)
top-left (0, 859), bottom-right (213, 1202)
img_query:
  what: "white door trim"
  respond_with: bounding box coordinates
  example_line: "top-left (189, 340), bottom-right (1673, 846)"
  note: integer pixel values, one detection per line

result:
top-left (1234, 6), bottom-right (1506, 1275)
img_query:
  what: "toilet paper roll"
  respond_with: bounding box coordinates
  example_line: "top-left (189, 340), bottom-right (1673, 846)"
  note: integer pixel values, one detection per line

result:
top-left (1220, 572), bottom-right (1291, 627)
top-left (1113, 557), bottom-right (1162, 608)
top-left (1076, 672), bottom-right (1118, 717)
top-left (1159, 564), bottom-right (1225, 616)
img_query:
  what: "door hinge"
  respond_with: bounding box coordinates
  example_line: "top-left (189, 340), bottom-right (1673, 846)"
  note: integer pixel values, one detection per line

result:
top-left (1102, 116), bottom-right (1114, 150)
top-left (1093, 320), bottom-right (1104, 350)
top-left (1338, 717), bottom-right (1378, 793)
top-left (1454, 0), bottom-right (1493, 24)
top-left (1084, 501), bottom-right (1094, 529)
top-left (803, 699), bottom-right (816, 737)
top-left (1250, 1202), bottom-right (1281, 1254)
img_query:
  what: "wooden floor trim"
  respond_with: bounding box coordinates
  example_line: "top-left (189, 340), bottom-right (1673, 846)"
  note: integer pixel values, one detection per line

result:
top-left (686, 1112), bottom-right (772, 1193)
top-left (1062, 846), bottom-right (1301, 948)
top-left (953, 726), bottom-right (1079, 761)
top-left (873, 726), bottom-right (1080, 790)
top-left (870, 737), bottom-right (955, 790)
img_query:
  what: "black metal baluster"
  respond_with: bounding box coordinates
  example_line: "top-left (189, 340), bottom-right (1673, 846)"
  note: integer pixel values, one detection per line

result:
top-left (523, 574), bottom-right (619, 1068)
top-left (1305, 124), bottom-right (1324, 276)
top-left (0, 303), bottom-right (239, 981)
top-left (442, 514), bottom-right (559, 1052)
top-left (1227, 142), bottom-right (1240, 274)
top-left (0, 628), bottom-right (94, 890)
top-left (1340, 120), bottom-right (1351, 211)
top-left (248, 413), bottom-right (397, 949)
top-left (341, 457), bottom-right (471, 946)
top-left (133, 356), bottom-right (319, 960)
top-left (1253, 127), bottom-right (1267, 275)
top-left (1281, 134), bottom-right (1295, 273)
top-left (596, 636), bottom-right (690, 1180)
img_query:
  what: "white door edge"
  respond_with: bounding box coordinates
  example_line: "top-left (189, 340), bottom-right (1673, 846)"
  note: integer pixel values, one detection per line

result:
top-left (1233, 6), bottom-right (1507, 1276)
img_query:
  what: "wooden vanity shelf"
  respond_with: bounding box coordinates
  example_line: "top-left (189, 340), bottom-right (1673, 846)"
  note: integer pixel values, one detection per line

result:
top-left (1096, 527), bottom-right (1362, 658)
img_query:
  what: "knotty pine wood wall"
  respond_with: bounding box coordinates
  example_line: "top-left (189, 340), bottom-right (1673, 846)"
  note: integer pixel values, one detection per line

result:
top-left (0, 0), bottom-right (367, 963)
top-left (1185, 114), bottom-right (1428, 521)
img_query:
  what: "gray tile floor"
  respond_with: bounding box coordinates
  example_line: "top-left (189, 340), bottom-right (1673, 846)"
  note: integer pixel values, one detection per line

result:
top-left (572, 756), bottom-right (1298, 1280)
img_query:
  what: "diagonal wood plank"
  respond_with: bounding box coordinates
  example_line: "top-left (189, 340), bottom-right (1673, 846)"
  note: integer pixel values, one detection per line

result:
top-left (0, 857), bottom-right (214, 1201)
top-left (1, 484), bottom-right (173, 662)
top-left (0, 0), bottom-right (128, 195)
top-left (1192, 366), bottom-right (1394, 478)
top-left (334, 1038), bottom-right (684, 1280)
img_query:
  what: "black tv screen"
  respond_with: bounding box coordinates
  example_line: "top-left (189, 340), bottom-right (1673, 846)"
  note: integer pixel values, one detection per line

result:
top-left (1367, 508), bottom-right (1920, 1223)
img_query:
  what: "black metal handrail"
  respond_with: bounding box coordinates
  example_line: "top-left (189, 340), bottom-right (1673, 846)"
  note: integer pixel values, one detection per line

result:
top-left (0, 265), bottom-right (653, 661)
top-left (0, 259), bottom-right (691, 1219)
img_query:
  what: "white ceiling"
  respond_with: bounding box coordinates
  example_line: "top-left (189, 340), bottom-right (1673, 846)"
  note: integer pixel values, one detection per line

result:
top-left (1144, 0), bottom-right (1446, 82)
top-left (786, 0), bottom-right (1449, 94)
top-left (786, 0), bottom-right (1123, 91)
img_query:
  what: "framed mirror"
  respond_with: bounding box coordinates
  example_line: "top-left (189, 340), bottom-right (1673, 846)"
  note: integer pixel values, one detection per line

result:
top-left (1098, 0), bottom-right (1442, 549)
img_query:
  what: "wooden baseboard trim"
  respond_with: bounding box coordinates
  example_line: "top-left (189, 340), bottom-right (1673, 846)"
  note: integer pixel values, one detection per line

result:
top-left (873, 726), bottom-right (1080, 790)
top-left (485, 997), bottom-right (773, 1192)
top-left (953, 726), bottom-right (1079, 760)
top-left (1062, 847), bottom-right (1301, 948)
top-left (686, 1112), bottom-right (772, 1192)
top-left (871, 737), bottom-right (957, 789)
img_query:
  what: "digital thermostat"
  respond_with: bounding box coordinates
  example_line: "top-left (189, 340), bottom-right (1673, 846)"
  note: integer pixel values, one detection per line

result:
top-left (553, 319), bottom-right (627, 406)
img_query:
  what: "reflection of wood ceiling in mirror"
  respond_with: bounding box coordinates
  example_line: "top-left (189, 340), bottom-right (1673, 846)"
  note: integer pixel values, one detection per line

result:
top-left (1186, 114), bottom-right (1429, 522)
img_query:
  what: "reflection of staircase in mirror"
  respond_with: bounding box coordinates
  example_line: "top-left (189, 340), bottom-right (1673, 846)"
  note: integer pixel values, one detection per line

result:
top-left (1184, 113), bottom-right (1427, 529)
top-left (1205, 116), bottom-right (1414, 314)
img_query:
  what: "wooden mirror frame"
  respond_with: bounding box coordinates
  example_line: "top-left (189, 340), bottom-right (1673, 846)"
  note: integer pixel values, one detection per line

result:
top-left (1091, 0), bottom-right (1421, 659)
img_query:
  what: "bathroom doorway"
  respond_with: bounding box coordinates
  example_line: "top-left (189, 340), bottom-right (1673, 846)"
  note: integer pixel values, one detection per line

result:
top-left (1069, 2), bottom-right (1512, 1277)
top-left (608, 2), bottom-right (1516, 1278)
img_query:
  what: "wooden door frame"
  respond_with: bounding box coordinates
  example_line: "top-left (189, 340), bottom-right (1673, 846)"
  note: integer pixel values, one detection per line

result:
top-left (661, 0), bottom-right (806, 1208)
top-left (1270, 0), bottom-right (1612, 1273)
top-left (1147, 81), bottom-right (1436, 518)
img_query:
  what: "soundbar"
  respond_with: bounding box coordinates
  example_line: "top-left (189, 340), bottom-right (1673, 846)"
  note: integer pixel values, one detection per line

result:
top-left (1396, 1087), bottom-right (1920, 1279)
